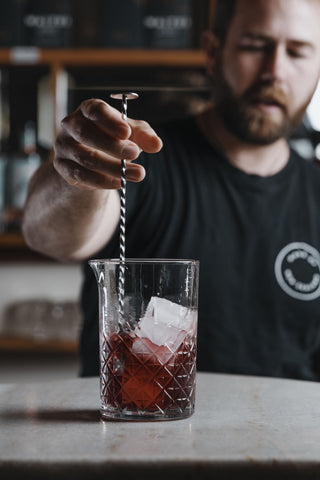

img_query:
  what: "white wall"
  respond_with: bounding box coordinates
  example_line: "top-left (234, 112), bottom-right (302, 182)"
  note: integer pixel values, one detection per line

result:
top-left (307, 80), bottom-right (320, 131)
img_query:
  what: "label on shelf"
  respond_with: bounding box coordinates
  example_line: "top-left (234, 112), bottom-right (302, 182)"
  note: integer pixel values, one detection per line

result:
top-left (101, 0), bottom-right (194, 49)
top-left (142, 0), bottom-right (193, 49)
top-left (22, 0), bottom-right (74, 48)
top-left (10, 47), bottom-right (41, 64)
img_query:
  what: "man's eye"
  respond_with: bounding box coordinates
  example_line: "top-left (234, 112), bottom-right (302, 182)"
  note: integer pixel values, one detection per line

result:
top-left (288, 49), bottom-right (306, 59)
top-left (239, 44), bottom-right (268, 52)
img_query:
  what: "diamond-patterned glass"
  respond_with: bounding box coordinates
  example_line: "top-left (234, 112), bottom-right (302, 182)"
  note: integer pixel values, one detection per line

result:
top-left (100, 331), bottom-right (196, 419)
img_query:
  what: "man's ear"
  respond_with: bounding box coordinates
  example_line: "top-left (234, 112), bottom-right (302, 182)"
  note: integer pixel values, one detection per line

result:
top-left (201, 30), bottom-right (220, 77)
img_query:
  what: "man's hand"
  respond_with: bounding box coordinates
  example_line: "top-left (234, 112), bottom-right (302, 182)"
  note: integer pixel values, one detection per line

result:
top-left (53, 98), bottom-right (163, 190)
top-left (23, 98), bottom-right (163, 261)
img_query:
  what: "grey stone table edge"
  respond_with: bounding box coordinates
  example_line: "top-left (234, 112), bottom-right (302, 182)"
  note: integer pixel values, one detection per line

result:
top-left (1, 372), bottom-right (320, 479)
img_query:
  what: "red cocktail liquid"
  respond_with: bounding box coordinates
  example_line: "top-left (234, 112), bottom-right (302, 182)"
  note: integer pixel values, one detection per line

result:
top-left (100, 331), bottom-right (196, 414)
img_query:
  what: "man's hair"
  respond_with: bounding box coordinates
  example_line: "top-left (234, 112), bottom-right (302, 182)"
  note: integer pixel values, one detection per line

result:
top-left (212, 0), bottom-right (237, 43)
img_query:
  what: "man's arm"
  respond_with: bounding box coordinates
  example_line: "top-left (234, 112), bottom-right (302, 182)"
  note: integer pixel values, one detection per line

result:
top-left (22, 99), bottom-right (162, 262)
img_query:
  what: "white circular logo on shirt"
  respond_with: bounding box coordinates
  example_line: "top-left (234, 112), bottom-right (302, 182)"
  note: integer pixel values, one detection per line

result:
top-left (274, 242), bottom-right (320, 301)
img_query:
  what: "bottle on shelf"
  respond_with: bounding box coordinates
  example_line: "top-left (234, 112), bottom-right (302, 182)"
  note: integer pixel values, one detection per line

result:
top-left (4, 120), bottom-right (41, 232)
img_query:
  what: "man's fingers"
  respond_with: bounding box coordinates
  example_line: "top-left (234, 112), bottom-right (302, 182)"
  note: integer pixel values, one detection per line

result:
top-left (61, 111), bottom-right (140, 160)
top-left (79, 99), bottom-right (131, 140)
top-left (53, 156), bottom-right (120, 190)
top-left (57, 98), bottom-right (161, 190)
top-left (129, 119), bottom-right (163, 153)
top-left (54, 134), bottom-right (145, 183)
top-left (76, 99), bottom-right (163, 154)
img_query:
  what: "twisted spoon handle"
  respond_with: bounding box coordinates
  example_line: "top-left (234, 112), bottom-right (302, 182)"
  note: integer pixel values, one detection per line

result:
top-left (110, 92), bottom-right (138, 319)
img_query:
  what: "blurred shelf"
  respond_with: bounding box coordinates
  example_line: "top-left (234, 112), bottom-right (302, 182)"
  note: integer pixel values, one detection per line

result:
top-left (0, 335), bottom-right (78, 354)
top-left (0, 48), bottom-right (206, 67)
top-left (0, 232), bottom-right (26, 247)
top-left (0, 233), bottom-right (56, 262)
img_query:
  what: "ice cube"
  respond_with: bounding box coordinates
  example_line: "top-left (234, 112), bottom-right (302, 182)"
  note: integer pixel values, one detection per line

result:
top-left (132, 337), bottom-right (173, 364)
top-left (134, 297), bottom-right (196, 350)
top-left (145, 297), bottom-right (196, 330)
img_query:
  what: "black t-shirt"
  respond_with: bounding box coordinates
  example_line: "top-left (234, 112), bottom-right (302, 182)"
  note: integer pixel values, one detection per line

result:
top-left (81, 116), bottom-right (320, 381)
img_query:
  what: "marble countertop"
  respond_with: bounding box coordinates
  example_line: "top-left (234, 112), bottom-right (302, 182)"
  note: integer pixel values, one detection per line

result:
top-left (1, 372), bottom-right (320, 479)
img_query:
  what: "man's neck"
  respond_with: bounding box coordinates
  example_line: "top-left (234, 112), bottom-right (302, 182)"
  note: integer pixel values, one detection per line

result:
top-left (197, 107), bottom-right (290, 177)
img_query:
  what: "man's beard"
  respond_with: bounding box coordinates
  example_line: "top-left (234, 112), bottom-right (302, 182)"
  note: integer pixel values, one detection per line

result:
top-left (213, 67), bottom-right (309, 145)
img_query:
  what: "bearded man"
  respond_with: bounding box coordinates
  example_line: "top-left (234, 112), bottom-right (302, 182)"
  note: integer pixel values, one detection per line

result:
top-left (23, 0), bottom-right (320, 379)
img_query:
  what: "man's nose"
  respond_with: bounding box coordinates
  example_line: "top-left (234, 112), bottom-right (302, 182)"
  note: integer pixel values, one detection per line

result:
top-left (260, 45), bottom-right (287, 83)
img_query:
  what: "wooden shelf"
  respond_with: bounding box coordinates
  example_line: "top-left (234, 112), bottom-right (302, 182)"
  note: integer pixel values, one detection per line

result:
top-left (0, 232), bottom-right (26, 248)
top-left (0, 335), bottom-right (78, 354)
top-left (0, 48), bottom-right (206, 67)
top-left (0, 233), bottom-right (56, 262)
